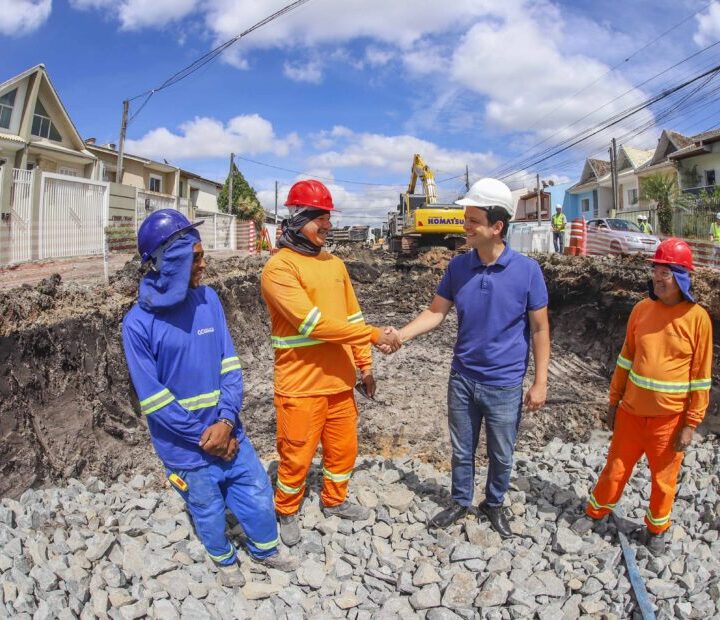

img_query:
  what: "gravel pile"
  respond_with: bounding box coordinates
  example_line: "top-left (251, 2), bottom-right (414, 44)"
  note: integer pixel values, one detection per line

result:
top-left (1, 437), bottom-right (719, 619)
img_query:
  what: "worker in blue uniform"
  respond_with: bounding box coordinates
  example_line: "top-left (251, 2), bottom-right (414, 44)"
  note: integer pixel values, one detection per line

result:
top-left (121, 209), bottom-right (297, 587)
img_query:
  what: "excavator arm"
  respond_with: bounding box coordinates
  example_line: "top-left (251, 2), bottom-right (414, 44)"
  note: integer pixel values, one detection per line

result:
top-left (408, 153), bottom-right (438, 205)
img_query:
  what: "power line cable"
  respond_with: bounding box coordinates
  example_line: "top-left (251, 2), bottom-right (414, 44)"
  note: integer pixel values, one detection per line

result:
top-left (497, 61), bottom-right (720, 180)
top-left (126, 0), bottom-right (312, 124)
top-left (490, 37), bottom-right (720, 178)
top-left (520, 1), bottom-right (715, 134)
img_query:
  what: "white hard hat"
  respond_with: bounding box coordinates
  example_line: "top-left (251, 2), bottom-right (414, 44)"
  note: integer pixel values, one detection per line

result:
top-left (555, 204), bottom-right (562, 210)
top-left (638, 215), bottom-right (646, 220)
top-left (455, 178), bottom-right (515, 218)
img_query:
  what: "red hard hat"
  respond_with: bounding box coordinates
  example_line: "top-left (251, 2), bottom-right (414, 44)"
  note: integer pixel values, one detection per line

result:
top-left (285, 179), bottom-right (334, 211)
top-left (649, 237), bottom-right (694, 271)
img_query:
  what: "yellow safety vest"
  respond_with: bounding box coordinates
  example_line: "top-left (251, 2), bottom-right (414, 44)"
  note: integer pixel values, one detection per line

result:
top-left (551, 213), bottom-right (566, 232)
top-left (712, 222), bottom-right (720, 244)
top-left (640, 222), bottom-right (651, 234)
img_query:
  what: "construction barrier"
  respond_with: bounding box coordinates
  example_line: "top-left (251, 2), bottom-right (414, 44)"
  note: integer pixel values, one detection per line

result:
top-left (568, 218), bottom-right (587, 256)
top-left (668, 238), bottom-right (718, 269)
top-left (236, 220), bottom-right (257, 256)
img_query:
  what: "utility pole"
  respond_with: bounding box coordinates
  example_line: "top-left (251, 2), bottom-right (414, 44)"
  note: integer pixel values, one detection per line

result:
top-left (536, 173), bottom-right (541, 225)
top-left (117, 100), bottom-right (129, 184)
top-left (228, 153), bottom-right (234, 214)
top-left (609, 138), bottom-right (618, 216)
top-left (465, 165), bottom-right (470, 192)
top-left (274, 180), bottom-right (278, 223)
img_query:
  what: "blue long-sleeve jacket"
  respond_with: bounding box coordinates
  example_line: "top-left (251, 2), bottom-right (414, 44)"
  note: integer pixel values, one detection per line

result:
top-left (122, 285), bottom-right (244, 470)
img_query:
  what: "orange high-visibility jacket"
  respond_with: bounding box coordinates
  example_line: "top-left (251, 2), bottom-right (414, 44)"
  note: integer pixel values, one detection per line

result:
top-left (261, 248), bottom-right (381, 397)
top-left (609, 298), bottom-right (713, 427)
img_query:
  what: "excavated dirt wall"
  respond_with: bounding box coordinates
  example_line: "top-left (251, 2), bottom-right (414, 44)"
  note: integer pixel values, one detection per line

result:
top-left (0, 251), bottom-right (718, 499)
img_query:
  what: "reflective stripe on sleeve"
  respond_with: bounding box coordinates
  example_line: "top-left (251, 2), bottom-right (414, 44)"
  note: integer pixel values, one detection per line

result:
top-left (298, 307), bottom-right (321, 337)
top-left (322, 467), bottom-right (352, 483)
top-left (616, 355), bottom-right (632, 371)
top-left (140, 388), bottom-right (175, 415)
top-left (347, 311), bottom-right (364, 324)
top-left (689, 378), bottom-right (712, 391)
top-left (271, 335), bottom-right (323, 349)
top-left (221, 356), bottom-right (242, 375)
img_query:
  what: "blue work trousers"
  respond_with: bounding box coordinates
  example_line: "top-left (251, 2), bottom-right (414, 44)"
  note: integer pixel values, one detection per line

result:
top-left (447, 369), bottom-right (523, 507)
top-left (166, 436), bottom-right (278, 564)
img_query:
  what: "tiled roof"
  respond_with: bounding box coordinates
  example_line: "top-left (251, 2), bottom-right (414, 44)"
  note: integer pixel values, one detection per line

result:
top-left (588, 159), bottom-right (611, 178)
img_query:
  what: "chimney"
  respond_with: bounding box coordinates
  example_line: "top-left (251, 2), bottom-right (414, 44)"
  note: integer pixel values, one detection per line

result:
top-left (84, 137), bottom-right (96, 145)
top-left (108, 143), bottom-right (116, 151)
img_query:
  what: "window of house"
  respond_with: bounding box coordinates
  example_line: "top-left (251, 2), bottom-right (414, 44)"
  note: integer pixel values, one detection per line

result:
top-left (149, 175), bottom-right (162, 193)
top-left (0, 89), bottom-right (17, 129)
top-left (581, 198), bottom-right (590, 212)
top-left (705, 170), bottom-right (716, 187)
top-left (101, 164), bottom-right (117, 182)
top-left (58, 166), bottom-right (79, 177)
top-left (31, 100), bottom-right (62, 141)
top-left (628, 188), bottom-right (638, 205)
top-left (179, 181), bottom-right (185, 197)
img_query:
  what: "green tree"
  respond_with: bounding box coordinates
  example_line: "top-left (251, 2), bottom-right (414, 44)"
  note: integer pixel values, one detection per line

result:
top-left (218, 164), bottom-right (264, 226)
top-left (639, 173), bottom-right (693, 236)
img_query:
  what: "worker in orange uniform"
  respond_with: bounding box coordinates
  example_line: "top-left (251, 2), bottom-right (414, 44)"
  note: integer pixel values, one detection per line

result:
top-left (584, 238), bottom-right (712, 554)
top-left (261, 179), bottom-right (401, 547)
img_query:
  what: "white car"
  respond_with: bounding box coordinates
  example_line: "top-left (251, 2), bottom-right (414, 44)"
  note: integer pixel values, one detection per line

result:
top-left (586, 218), bottom-right (660, 256)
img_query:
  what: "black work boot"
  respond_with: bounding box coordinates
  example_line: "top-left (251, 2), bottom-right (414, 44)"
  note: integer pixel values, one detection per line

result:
top-left (646, 529), bottom-right (667, 556)
top-left (478, 500), bottom-right (512, 539)
top-left (429, 503), bottom-right (468, 529)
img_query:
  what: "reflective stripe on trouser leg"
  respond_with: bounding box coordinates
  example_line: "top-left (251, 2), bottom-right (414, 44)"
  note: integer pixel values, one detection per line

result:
top-left (274, 393), bottom-right (326, 516)
top-left (643, 413), bottom-right (684, 534)
top-left (222, 436), bottom-right (280, 559)
top-left (169, 465), bottom-right (238, 566)
top-left (319, 391), bottom-right (358, 508)
top-left (586, 407), bottom-right (645, 520)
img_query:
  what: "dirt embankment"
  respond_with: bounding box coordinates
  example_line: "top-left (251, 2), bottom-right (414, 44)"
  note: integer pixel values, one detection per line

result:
top-left (0, 250), bottom-right (718, 498)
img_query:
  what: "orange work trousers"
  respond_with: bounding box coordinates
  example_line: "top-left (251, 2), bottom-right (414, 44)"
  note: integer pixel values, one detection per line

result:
top-left (586, 406), bottom-right (684, 534)
top-left (274, 390), bottom-right (358, 516)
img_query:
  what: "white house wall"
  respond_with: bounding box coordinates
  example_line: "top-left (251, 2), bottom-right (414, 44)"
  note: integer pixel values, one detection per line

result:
top-left (676, 147), bottom-right (720, 189)
top-left (191, 179), bottom-right (220, 212)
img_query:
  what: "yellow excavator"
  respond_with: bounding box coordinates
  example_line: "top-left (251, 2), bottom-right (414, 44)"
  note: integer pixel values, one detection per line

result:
top-left (387, 154), bottom-right (466, 253)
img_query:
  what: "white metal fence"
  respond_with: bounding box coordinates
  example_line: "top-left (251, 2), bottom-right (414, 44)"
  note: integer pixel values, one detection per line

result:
top-left (40, 173), bottom-right (108, 259)
top-left (197, 211), bottom-right (236, 250)
top-left (9, 168), bottom-right (34, 263)
top-left (135, 191), bottom-right (177, 231)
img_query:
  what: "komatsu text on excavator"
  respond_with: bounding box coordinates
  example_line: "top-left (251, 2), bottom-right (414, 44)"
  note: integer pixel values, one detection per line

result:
top-left (386, 154), bottom-right (466, 254)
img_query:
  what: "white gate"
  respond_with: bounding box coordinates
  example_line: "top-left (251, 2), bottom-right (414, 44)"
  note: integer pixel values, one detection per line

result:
top-left (9, 169), bottom-right (34, 264)
top-left (40, 172), bottom-right (108, 259)
top-left (136, 191), bottom-right (177, 231)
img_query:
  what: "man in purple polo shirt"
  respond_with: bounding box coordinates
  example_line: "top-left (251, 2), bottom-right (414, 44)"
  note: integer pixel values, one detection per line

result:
top-left (395, 178), bottom-right (550, 538)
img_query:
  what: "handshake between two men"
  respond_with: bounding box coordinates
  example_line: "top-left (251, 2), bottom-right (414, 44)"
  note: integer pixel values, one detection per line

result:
top-left (373, 326), bottom-right (403, 355)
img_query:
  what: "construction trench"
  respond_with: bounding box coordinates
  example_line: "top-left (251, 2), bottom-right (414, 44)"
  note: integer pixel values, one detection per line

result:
top-left (0, 249), bottom-right (720, 617)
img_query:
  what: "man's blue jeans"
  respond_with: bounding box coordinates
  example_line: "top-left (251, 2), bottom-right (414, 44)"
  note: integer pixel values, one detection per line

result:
top-left (447, 369), bottom-right (523, 508)
top-left (166, 436), bottom-right (278, 565)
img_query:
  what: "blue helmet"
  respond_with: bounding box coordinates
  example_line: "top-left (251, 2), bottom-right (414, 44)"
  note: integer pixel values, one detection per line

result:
top-left (137, 209), bottom-right (203, 264)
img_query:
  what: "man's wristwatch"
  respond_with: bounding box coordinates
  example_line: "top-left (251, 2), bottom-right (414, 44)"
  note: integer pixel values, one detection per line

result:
top-left (218, 418), bottom-right (235, 431)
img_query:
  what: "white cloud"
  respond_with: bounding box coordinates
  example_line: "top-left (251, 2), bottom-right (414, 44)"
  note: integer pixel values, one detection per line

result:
top-left (125, 114), bottom-right (301, 160)
top-left (448, 5), bottom-right (653, 140)
top-left (694, 2), bottom-right (720, 46)
top-left (365, 47), bottom-right (393, 66)
top-left (308, 128), bottom-right (496, 176)
top-left (283, 61), bottom-right (323, 84)
top-left (0, 0), bottom-right (51, 36)
top-left (70, 0), bottom-right (198, 30)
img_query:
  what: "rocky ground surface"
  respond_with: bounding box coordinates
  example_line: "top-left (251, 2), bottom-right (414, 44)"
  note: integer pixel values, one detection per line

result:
top-left (1, 437), bottom-right (719, 619)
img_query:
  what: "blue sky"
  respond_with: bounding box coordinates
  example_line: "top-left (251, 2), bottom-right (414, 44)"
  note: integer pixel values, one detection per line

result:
top-left (3, 0), bottom-right (720, 225)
